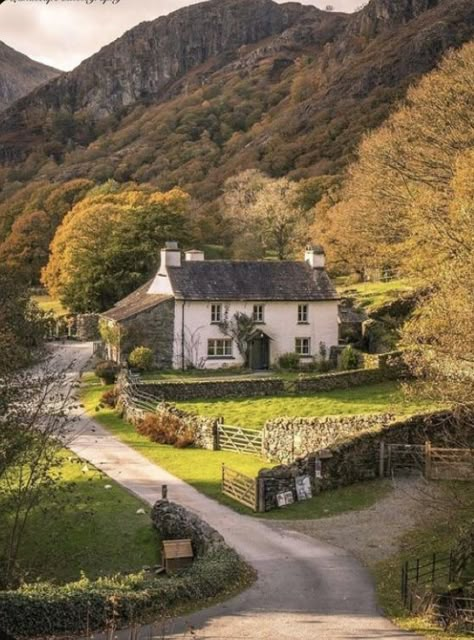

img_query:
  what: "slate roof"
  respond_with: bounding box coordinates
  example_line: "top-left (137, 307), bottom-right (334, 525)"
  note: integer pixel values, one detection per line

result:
top-left (167, 261), bottom-right (339, 301)
top-left (101, 280), bottom-right (172, 322)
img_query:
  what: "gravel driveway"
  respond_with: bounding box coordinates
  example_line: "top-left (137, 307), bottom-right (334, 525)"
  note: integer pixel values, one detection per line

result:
top-left (270, 478), bottom-right (444, 566)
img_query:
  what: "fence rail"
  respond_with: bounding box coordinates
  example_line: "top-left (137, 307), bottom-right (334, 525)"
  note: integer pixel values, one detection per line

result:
top-left (401, 525), bottom-right (474, 610)
top-left (221, 465), bottom-right (259, 511)
top-left (217, 425), bottom-right (263, 455)
top-left (382, 442), bottom-right (474, 481)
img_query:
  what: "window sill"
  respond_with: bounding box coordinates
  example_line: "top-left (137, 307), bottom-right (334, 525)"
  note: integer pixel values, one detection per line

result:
top-left (210, 321), bottom-right (222, 325)
top-left (297, 322), bottom-right (310, 325)
top-left (298, 355), bottom-right (313, 358)
top-left (206, 356), bottom-right (236, 360)
top-left (253, 321), bottom-right (266, 325)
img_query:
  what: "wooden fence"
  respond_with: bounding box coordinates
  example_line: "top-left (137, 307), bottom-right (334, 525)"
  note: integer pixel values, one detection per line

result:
top-left (401, 525), bottom-right (474, 610)
top-left (221, 465), bottom-right (260, 511)
top-left (217, 425), bottom-right (263, 455)
top-left (426, 444), bottom-right (474, 481)
top-left (382, 442), bottom-right (474, 481)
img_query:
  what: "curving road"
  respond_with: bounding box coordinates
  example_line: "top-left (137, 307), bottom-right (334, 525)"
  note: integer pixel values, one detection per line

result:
top-left (53, 342), bottom-right (417, 640)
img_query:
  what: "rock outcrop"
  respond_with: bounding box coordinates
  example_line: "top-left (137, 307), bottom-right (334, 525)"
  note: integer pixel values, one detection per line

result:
top-left (0, 41), bottom-right (60, 112)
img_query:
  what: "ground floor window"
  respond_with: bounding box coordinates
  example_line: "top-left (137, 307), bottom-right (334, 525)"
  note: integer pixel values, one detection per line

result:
top-left (208, 338), bottom-right (233, 357)
top-left (295, 337), bottom-right (311, 356)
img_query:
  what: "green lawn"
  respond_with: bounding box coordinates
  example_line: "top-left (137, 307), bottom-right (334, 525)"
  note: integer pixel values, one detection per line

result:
top-left (338, 278), bottom-right (416, 313)
top-left (0, 453), bottom-right (159, 584)
top-left (373, 483), bottom-right (474, 640)
top-left (32, 294), bottom-right (67, 317)
top-left (81, 378), bottom-right (394, 519)
top-left (176, 381), bottom-right (434, 429)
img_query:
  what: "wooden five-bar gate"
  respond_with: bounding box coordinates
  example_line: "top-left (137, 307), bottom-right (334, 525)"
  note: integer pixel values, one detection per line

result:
top-left (382, 442), bottom-right (474, 480)
top-left (221, 465), bottom-right (260, 512)
top-left (217, 424), bottom-right (263, 455)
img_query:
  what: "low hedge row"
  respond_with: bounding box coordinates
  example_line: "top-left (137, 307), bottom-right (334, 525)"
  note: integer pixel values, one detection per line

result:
top-left (0, 548), bottom-right (244, 638)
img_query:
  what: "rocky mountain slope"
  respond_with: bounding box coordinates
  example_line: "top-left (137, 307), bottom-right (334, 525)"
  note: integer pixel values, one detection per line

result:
top-left (0, 0), bottom-right (473, 237)
top-left (0, 41), bottom-right (60, 112)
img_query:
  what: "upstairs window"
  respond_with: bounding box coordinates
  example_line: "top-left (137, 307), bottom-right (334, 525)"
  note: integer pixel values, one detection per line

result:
top-left (295, 337), bottom-right (311, 356)
top-left (253, 304), bottom-right (265, 323)
top-left (208, 339), bottom-right (232, 358)
top-left (298, 304), bottom-right (308, 324)
top-left (211, 304), bottom-right (222, 323)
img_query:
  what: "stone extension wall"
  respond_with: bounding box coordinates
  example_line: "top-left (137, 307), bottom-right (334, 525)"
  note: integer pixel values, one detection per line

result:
top-left (76, 314), bottom-right (100, 341)
top-left (119, 298), bottom-right (175, 368)
top-left (262, 414), bottom-right (394, 464)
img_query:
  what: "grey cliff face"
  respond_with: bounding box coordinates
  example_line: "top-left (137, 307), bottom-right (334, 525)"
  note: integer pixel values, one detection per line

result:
top-left (0, 41), bottom-right (60, 112)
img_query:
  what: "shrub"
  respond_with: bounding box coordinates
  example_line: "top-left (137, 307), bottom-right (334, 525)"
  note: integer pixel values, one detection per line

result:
top-left (278, 352), bottom-right (300, 370)
top-left (136, 412), bottom-right (196, 448)
top-left (0, 549), bottom-right (246, 638)
top-left (128, 347), bottom-right (154, 372)
top-left (100, 388), bottom-right (118, 408)
top-left (94, 360), bottom-right (120, 384)
top-left (339, 345), bottom-right (359, 371)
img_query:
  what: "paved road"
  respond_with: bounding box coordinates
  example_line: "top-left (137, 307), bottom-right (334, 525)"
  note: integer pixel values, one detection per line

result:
top-left (54, 343), bottom-right (417, 640)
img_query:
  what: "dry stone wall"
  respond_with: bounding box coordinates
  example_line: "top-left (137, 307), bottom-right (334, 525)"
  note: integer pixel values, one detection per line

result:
top-left (139, 378), bottom-right (285, 401)
top-left (262, 414), bottom-right (394, 463)
top-left (260, 411), bottom-right (472, 510)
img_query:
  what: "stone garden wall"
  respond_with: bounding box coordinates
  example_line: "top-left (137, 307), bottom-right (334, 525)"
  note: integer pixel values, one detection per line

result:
top-left (151, 500), bottom-right (227, 556)
top-left (136, 356), bottom-right (405, 402)
top-left (118, 393), bottom-right (219, 450)
top-left (259, 410), bottom-right (472, 510)
top-left (139, 377), bottom-right (285, 401)
top-left (262, 413), bottom-right (394, 463)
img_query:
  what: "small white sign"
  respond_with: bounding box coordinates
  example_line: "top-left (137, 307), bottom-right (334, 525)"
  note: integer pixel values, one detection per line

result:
top-left (276, 491), bottom-right (295, 507)
top-left (315, 458), bottom-right (322, 479)
top-left (295, 475), bottom-right (312, 501)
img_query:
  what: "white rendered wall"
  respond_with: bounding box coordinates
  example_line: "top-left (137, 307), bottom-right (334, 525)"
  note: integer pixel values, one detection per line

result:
top-left (172, 299), bottom-right (339, 369)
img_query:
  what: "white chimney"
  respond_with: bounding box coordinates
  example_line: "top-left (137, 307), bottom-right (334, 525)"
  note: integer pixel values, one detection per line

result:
top-left (185, 249), bottom-right (205, 262)
top-left (305, 244), bottom-right (325, 269)
top-left (147, 241), bottom-right (181, 294)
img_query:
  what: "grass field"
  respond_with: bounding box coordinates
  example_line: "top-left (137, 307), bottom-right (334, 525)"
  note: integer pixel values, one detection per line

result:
top-left (0, 453), bottom-right (159, 584)
top-left (82, 376), bottom-right (394, 518)
top-left (32, 295), bottom-right (67, 316)
top-left (374, 483), bottom-right (474, 640)
top-left (176, 381), bottom-right (434, 429)
top-left (338, 279), bottom-right (416, 313)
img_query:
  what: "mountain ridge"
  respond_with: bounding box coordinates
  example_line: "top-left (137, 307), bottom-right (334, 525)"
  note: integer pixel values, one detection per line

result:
top-left (0, 0), bottom-right (473, 210)
top-left (0, 41), bottom-right (60, 113)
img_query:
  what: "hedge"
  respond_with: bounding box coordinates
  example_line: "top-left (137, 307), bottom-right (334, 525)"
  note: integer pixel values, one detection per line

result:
top-left (0, 549), bottom-right (244, 638)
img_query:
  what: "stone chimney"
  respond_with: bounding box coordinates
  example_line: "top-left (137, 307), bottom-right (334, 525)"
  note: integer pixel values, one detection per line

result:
top-left (185, 249), bottom-right (205, 262)
top-left (161, 241), bottom-right (181, 269)
top-left (305, 244), bottom-right (325, 269)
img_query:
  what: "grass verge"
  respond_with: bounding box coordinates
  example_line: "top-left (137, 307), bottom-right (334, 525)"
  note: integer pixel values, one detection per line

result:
top-left (175, 381), bottom-right (434, 429)
top-left (0, 452), bottom-right (158, 584)
top-left (373, 482), bottom-right (474, 640)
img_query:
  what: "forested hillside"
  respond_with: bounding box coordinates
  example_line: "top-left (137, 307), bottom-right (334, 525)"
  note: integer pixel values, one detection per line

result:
top-left (0, 0), bottom-right (473, 292)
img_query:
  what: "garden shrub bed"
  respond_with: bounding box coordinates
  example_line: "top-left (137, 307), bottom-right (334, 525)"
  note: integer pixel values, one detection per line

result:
top-left (0, 547), bottom-right (246, 638)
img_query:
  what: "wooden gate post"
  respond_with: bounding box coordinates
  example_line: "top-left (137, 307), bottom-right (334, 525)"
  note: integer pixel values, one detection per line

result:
top-left (257, 476), bottom-right (266, 513)
top-left (425, 441), bottom-right (432, 480)
top-left (379, 441), bottom-right (385, 478)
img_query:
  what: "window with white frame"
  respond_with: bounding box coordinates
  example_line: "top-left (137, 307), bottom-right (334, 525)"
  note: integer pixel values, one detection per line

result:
top-left (207, 339), bottom-right (233, 358)
top-left (295, 337), bottom-right (311, 356)
top-left (253, 304), bottom-right (265, 323)
top-left (211, 304), bottom-right (222, 323)
top-left (297, 304), bottom-right (308, 323)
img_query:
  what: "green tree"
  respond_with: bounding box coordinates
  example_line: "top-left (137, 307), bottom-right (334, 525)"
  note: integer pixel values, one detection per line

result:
top-left (42, 183), bottom-right (191, 312)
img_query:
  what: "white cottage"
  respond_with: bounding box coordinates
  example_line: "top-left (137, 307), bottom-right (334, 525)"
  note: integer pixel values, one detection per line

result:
top-left (101, 242), bottom-right (339, 370)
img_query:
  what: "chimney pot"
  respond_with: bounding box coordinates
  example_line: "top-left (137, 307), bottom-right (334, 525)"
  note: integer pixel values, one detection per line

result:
top-left (185, 250), bottom-right (205, 262)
